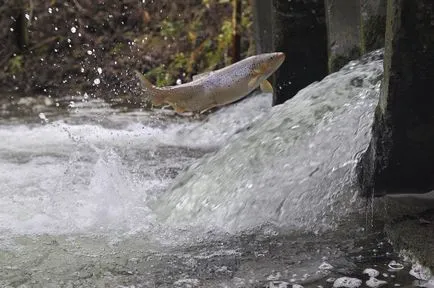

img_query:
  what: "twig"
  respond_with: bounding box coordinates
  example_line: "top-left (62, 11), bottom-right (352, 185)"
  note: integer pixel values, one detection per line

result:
top-left (28, 36), bottom-right (59, 51)
top-left (72, 0), bottom-right (89, 15)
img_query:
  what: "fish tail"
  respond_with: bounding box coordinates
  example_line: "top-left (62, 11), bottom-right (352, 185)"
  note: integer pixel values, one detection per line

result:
top-left (135, 70), bottom-right (166, 105)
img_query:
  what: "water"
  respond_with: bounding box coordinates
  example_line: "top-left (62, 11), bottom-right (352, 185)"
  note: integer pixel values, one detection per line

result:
top-left (155, 51), bottom-right (385, 234)
top-left (0, 52), bottom-right (431, 287)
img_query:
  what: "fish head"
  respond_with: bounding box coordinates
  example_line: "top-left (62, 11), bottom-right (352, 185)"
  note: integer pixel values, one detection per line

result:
top-left (246, 52), bottom-right (285, 90)
top-left (251, 52), bottom-right (285, 79)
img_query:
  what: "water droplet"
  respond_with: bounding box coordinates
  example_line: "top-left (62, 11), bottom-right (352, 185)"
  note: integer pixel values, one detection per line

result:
top-left (93, 78), bottom-right (101, 85)
top-left (25, 14), bottom-right (30, 20)
top-left (97, 67), bottom-right (102, 74)
top-left (388, 261), bottom-right (404, 271)
top-left (87, 50), bottom-right (92, 55)
top-left (48, 7), bottom-right (53, 14)
top-left (176, 79), bottom-right (182, 85)
top-left (71, 27), bottom-right (77, 33)
top-left (319, 262), bottom-right (333, 270)
top-left (38, 113), bottom-right (48, 122)
top-left (10, 28), bottom-right (14, 32)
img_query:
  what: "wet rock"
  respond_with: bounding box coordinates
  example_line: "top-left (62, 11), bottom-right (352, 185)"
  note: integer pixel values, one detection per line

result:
top-left (382, 206), bottom-right (434, 271)
top-left (372, 191), bottom-right (434, 271)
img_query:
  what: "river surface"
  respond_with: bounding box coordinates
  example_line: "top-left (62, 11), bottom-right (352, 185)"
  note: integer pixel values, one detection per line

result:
top-left (0, 78), bottom-right (429, 286)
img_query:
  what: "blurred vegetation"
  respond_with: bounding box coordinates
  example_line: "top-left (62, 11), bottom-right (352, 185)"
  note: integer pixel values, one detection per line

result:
top-left (0, 0), bottom-right (253, 106)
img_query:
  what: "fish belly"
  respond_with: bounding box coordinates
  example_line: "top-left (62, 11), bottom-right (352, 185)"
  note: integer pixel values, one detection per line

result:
top-left (213, 84), bottom-right (251, 106)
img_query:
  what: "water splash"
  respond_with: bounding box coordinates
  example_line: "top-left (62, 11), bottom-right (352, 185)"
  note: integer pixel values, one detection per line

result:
top-left (155, 51), bottom-right (384, 234)
top-left (0, 92), bottom-right (271, 236)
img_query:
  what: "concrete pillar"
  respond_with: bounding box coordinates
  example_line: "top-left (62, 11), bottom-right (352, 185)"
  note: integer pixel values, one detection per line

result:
top-left (360, 0), bottom-right (387, 53)
top-left (252, 0), bottom-right (274, 54)
top-left (231, 0), bottom-right (241, 63)
top-left (325, 0), bottom-right (361, 73)
top-left (357, 0), bottom-right (434, 196)
top-left (272, 0), bottom-right (328, 105)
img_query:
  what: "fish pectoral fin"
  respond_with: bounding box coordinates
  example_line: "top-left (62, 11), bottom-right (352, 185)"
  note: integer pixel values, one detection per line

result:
top-left (248, 74), bottom-right (261, 89)
top-left (260, 79), bottom-right (274, 94)
top-left (248, 66), bottom-right (267, 89)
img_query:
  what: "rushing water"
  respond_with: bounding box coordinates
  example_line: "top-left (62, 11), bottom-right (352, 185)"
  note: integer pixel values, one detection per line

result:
top-left (0, 52), bottom-right (431, 287)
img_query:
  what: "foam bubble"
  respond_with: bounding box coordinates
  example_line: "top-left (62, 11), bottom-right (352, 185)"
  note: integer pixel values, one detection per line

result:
top-left (366, 277), bottom-right (387, 288)
top-left (333, 277), bottom-right (362, 288)
top-left (363, 268), bottom-right (380, 277)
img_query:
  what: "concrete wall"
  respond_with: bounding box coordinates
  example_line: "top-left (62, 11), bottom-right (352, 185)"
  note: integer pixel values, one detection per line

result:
top-left (251, 0), bottom-right (274, 54)
top-left (325, 0), bottom-right (361, 72)
top-left (252, 0), bottom-right (387, 105)
top-left (360, 0), bottom-right (387, 53)
top-left (272, 0), bottom-right (328, 105)
top-left (357, 0), bottom-right (434, 196)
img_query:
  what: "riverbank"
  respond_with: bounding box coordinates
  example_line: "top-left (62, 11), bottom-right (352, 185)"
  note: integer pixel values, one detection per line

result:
top-left (0, 0), bottom-right (253, 106)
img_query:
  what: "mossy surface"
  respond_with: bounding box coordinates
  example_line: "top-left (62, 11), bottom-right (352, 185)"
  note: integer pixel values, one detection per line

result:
top-left (361, 15), bottom-right (386, 53)
top-left (328, 46), bottom-right (361, 73)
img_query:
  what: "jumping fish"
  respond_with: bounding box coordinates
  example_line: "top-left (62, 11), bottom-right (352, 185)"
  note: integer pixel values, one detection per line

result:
top-left (135, 52), bottom-right (285, 114)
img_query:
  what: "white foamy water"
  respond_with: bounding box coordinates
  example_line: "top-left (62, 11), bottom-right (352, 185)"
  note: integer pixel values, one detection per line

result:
top-left (0, 92), bottom-right (271, 236)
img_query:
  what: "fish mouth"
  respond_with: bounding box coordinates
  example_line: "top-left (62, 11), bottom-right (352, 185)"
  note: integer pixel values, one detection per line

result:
top-left (276, 52), bottom-right (285, 59)
top-left (275, 52), bottom-right (285, 65)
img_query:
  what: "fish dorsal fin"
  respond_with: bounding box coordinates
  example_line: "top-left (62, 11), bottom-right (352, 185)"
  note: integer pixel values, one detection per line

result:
top-left (135, 70), bottom-right (156, 91)
top-left (260, 79), bottom-right (274, 94)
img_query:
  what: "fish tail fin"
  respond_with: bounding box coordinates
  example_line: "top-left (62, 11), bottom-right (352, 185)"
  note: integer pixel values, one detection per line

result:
top-left (135, 70), bottom-right (166, 106)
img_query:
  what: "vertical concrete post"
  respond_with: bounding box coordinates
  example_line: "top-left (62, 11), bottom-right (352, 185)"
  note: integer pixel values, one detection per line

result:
top-left (252, 0), bottom-right (274, 54)
top-left (360, 0), bottom-right (387, 53)
top-left (325, 0), bottom-right (361, 73)
top-left (357, 0), bottom-right (434, 196)
top-left (272, 0), bottom-right (328, 105)
top-left (231, 0), bottom-right (241, 63)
